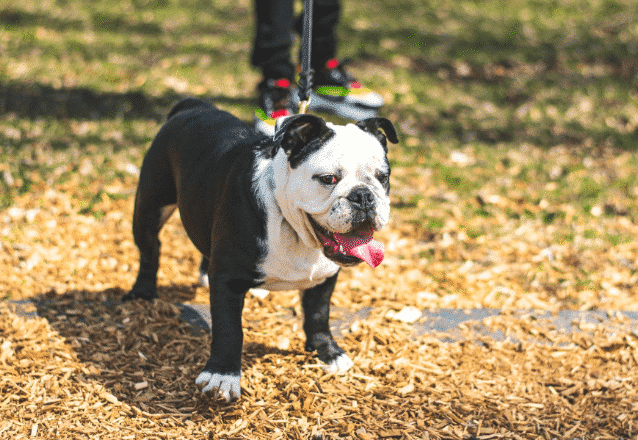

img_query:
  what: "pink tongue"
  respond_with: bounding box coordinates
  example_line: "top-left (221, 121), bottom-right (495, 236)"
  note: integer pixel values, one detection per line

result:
top-left (333, 227), bottom-right (385, 268)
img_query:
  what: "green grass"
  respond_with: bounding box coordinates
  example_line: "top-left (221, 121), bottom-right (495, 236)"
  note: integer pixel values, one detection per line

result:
top-left (2, 0), bottom-right (638, 246)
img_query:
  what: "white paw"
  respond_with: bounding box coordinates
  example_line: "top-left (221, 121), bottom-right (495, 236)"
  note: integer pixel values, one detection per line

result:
top-left (195, 371), bottom-right (240, 402)
top-left (323, 354), bottom-right (354, 374)
top-left (198, 271), bottom-right (209, 288)
top-left (249, 288), bottom-right (269, 299)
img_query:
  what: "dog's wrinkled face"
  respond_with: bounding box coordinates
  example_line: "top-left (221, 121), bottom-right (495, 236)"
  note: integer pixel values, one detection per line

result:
top-left (272, 115), bottom-right (398, 268)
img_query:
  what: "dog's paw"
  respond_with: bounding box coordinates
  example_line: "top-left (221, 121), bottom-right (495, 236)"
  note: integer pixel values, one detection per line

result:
top-left (323, 353), bottom-right (354, 374)
top-left (198, 271), bottom-right (209, 288)
top-left (195, 371), bottom-right (241, 402)
top-left (122, 287), bottom-right (157, 302)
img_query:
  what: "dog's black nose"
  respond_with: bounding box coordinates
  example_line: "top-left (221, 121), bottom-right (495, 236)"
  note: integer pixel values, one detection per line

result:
top-left (347, 186), bottom-right (375, 211)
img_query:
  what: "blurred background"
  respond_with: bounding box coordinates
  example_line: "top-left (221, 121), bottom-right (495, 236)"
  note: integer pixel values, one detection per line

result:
top-left (2, 0), bottom-right (638, 312)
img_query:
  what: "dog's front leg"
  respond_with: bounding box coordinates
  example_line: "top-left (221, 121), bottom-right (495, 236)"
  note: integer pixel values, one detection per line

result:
top-left (196, 277), bottom-right (248, 402)
top-left (302, 271), bottom-right (354, 374)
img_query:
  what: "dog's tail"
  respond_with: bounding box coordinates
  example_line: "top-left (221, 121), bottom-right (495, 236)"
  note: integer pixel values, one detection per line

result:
top-left (167, 98), bottom-right (208, 120)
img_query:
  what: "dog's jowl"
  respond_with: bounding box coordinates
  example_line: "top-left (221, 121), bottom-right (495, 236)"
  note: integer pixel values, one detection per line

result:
top-left (123, 98), bottom-right (397, 401)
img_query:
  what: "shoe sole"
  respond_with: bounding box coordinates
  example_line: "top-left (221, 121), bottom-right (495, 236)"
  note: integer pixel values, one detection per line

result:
top-left (292, 90), bottom-right (380, 120)
top-left (254, 115), bottom-right (276, 136)
top-left (256, 90), bottom-right (381, 136)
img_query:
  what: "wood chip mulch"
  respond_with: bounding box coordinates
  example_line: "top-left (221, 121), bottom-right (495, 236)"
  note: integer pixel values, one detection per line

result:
top-left (1, 291), bottom-right (637, 439)
top-left (1, 178), bottom-right (638, 438)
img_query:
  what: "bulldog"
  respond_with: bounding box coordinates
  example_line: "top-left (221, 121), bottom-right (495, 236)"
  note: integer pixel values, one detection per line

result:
top-left (123, 98), bottom-right (397, 401)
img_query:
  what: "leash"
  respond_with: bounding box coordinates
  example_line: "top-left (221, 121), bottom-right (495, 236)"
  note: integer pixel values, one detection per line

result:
top-left (297, 0), bottom-right (313, 114)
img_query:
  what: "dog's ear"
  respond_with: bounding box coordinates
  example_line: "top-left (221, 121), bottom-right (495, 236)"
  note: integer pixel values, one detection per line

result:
top-left (273, 114), bottom-right (333, 168)
top-left (355, 118), bottom-right (399, 151)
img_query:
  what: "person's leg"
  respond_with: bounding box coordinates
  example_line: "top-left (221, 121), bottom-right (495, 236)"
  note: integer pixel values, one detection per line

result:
top-left (252, 0), bottom-right (297, 135)
top-left (294, 0), bottom-right (340, 71)
top-left (252, 0), bottom-right (296, 81)
top-left (293, 0), bottom-right (383, 118)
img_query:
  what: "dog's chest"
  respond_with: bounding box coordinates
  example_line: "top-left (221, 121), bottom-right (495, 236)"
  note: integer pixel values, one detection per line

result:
top-left (252, 151), bottom-right (340, 291)
top-left (257, 219), bottom-right (339, 291)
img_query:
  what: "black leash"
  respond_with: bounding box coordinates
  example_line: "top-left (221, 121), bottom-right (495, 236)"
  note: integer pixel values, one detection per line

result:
top-left (297, 0), bottom-right (313, 114)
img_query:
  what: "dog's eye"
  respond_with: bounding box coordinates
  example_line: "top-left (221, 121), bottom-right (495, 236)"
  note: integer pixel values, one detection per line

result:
top-left (377, 173), bottom-right (389, 184)
top-left (319, 174), bottom-right (339, 185)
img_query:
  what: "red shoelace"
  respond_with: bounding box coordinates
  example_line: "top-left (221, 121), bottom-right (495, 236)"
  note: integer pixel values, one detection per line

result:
top-left (270, 109), bottom-right (290, 118)
top-left (325, 59), bottom-right (362, 89)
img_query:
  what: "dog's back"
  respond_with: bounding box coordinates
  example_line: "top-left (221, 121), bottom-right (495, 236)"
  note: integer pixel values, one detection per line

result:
top-left (166, 97), bottom-right (207, 120)
top-left (157, 98), bottom-right (264, 181)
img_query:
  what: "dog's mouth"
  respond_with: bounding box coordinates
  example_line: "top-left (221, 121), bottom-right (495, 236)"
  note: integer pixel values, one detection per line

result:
top-left (308, 216), bottom-right (384, 268)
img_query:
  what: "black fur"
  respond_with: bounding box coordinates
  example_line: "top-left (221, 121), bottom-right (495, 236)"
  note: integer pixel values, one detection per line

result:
top-left (124, 99), bottom-right (268, 377)
top-left (302, 272), bottom-right (345, 363)
top-left (355, 117), bottom-right (399, 151)
top-left (273, 114), bottom-right (335, 169)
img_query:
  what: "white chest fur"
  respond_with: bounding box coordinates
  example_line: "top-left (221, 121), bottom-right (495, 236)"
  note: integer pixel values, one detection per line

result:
top-left (253, 152), bottom-right (340, 291)
top-left (258, 218), bottom-right (339, 291)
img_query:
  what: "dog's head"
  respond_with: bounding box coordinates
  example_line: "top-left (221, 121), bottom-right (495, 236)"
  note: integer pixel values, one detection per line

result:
top-left (270, 114), bottom-right (398, 268)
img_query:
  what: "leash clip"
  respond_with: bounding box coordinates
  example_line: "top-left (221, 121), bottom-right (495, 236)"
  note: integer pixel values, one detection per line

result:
top-left (298, 97), bottom-right (311, 115)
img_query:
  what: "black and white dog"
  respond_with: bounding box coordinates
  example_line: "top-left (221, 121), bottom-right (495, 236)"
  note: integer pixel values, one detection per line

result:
top-left (123, 98), bottom-right (397, 401)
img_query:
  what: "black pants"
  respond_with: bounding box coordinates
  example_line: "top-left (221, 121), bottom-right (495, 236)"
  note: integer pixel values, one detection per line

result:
top-left (251, 0), bottom-right (340, 81)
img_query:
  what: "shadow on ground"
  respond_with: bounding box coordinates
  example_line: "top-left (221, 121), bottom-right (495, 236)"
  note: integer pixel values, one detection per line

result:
top-left (0, 80), bottom-right (256, 123)
top-left (15, 289), bottom-right (300, 414)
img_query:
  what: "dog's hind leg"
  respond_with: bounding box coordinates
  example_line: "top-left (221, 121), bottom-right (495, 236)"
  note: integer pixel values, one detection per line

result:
top-left (198, 255), bottom-right (210, 287)
top-left (123, 150), bottom-right (177, 301)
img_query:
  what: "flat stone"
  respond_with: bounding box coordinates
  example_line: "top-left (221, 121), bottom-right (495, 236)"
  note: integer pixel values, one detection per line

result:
top-left (6, 300), bottom-right (637, 344)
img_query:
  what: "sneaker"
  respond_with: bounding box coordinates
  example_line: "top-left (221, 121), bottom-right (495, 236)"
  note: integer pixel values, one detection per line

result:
top-left (254, 78), bottom-right (295, 136)
top-left (295, 59), bottom-right (384, 120)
